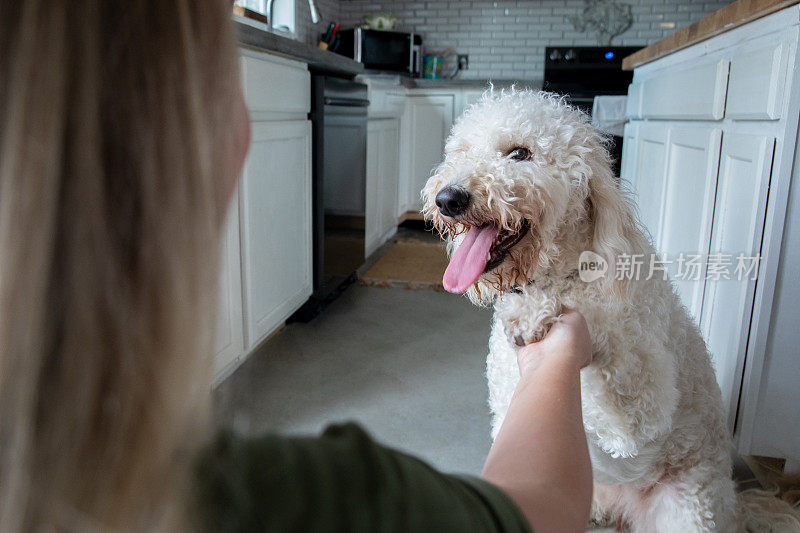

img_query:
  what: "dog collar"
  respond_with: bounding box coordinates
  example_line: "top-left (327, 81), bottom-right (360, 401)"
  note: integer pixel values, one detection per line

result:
top-left (506, 270), bottom-right (578, 295)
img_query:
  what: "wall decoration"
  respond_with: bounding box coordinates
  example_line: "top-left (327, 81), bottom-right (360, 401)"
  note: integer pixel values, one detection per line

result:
top-left (568, 0), bottom-right (634, 46)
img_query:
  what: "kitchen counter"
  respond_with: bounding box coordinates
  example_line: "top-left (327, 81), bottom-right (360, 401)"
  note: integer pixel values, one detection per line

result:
top-left (403, 77), bottom-right (541, 90)
top-left (622, 0), bottom-right (800, 70)
top-left (236, 20), bottom-right (364, 76)
top-left (356, 73), bottom-right (541, 91)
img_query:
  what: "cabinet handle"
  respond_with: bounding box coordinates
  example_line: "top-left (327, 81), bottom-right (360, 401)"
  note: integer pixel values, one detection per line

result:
top-left (324, 97), bottom-right (370, 107)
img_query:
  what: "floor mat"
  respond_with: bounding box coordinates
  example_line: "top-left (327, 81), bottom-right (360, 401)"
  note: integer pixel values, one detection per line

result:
top-left (361, 237), bottom-right (449, 290)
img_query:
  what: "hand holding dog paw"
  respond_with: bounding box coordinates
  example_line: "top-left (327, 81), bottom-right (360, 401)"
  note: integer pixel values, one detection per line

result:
top-left (495, 288), bottom-right (562, 348)
top-left (516, 308), bottom-right (592, 376)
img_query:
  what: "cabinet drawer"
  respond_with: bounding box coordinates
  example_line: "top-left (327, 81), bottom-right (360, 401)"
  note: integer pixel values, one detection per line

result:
top-left (368, 88), bottom-right (388, 114)
top-left (727, 43), bottom-right (788, 120)
top-left (367, 87), bottom-right (405, 118)
top-left (638, 60), bottom-right (729, 120)
top-left (240, 52), bottom-right (310, 117)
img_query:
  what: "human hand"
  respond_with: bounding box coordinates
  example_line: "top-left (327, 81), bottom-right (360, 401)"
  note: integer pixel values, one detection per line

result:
top-left (516, 308), bottom-right (592, 376)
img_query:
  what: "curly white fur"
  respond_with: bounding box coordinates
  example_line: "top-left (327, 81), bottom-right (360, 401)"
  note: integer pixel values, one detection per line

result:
top-left (422, 89), bottom-right (800, 532)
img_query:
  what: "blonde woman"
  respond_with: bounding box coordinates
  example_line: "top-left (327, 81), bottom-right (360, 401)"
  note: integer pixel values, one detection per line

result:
top-left (0, 1), bottom-right (592, 531)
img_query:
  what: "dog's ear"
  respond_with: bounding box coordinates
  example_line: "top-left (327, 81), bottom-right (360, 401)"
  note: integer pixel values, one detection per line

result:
top-left (587, 161), bottom-right (640, 296)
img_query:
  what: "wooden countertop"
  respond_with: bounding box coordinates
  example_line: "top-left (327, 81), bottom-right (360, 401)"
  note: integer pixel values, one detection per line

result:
top-left (236, 22), bottom-right (364, 76)
top-left (622, 0), bottom-right (800, 70)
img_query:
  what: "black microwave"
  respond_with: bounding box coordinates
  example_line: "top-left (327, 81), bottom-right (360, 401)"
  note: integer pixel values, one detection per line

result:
top-left (336, 29), bottom-right (422, 76)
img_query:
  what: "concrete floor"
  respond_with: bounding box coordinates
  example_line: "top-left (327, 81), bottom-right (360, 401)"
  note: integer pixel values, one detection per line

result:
top-left (214, 284), bottom-right (495, 475)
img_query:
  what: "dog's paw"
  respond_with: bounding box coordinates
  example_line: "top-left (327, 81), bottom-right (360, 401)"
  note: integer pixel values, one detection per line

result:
top-left (505, 314), bottom-right (553, 347)
top-left (589, 510), bottom-right (615, 529)
top-left (495, 288), bottom-right (562, 348)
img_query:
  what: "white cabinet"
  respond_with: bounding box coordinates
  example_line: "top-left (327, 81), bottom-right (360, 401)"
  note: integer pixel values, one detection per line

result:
top-left (381, 122), bottom-right (400, 235)
top-left (214, 196), bottom-right (245, 385)
top-left (726, 42), bottom-right (788, 121)
top-left (366, 121), bottom-right (381, 253)
top-left (636, 59), bottom-right (729, 120)
top-left (240, 51), bottom-right (311, 121)
top-left (742, 164), bottom-right (800, 466)
top-left (700, 133), bottom-right (774, 426)
top-left (366, 118), bottom-right (401, 256)
top-left (627, 126), bottom-right (721, 322)
top-left (630, 124), bottom-right (667, 244)
top-left (456, 89), bottom-right (485, 118)
top-left (401, 94), bottom-right (454, 212)
top-left (239, 120), bottom-right (313, 350)
top-left (621, 4), bottom-right (800, 465)
top-left (212, 51), bottom-right (312, 384)
top-left (619, 122), bottom-right (639, 187)
top-left (659, 127), bottom-right (722, 320)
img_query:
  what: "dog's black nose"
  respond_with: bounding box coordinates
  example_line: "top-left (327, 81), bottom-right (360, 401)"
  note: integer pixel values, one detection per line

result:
top-left (435, 186), bottom-right (471, 217)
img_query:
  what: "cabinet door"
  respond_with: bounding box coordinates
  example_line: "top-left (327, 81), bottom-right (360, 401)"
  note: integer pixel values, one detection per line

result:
top-left (405, 95), bottom-right (454, 211)
top-left (658, 127), bottom-right (721, 321)
top-left (631, 124), bottom-right (668, 247)
top-left (380, 118), bottom-right (400, 238)
top-left (700, 133), bottom-right (774, 430)
top-left (365, 120), bottom-right (382, 257)
top-left (619, 121), bottom-right (639, 188)
top-left (214, 195), bottom-right (245, 383)
top-left (240, 120), bottom-right (313, 349)
top-left (458, 89), bottom-right (485, 118)
top-left (367, 118), bottom-right (401, 257)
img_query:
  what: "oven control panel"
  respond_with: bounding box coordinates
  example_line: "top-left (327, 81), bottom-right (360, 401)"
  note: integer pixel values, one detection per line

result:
top-left (545, 46), bottom-right (642, 67)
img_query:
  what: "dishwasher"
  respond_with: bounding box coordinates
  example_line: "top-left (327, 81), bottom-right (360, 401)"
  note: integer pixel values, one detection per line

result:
top-left (292, 76), bottom-right (369, 321)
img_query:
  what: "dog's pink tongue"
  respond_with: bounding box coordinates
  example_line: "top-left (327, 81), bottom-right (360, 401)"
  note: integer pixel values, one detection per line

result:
top-left (443, 224), bottom-right (498, 293)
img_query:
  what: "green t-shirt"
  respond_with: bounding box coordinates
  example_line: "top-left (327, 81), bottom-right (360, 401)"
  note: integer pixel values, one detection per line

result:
top-left (195, 423), bottom-right (532, 532)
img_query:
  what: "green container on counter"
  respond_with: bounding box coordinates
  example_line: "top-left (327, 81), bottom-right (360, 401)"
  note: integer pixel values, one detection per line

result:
top-left (423, 55), bottom-right (443, 79)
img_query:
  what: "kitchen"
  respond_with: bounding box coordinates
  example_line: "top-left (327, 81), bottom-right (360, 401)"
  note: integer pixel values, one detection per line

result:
top-left (217, 0), bottom-right (800, 527)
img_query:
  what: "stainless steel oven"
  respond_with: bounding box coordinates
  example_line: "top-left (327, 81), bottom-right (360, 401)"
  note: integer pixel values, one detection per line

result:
top-left (291, 76), bottom-right (369, 322)
top-left (335, 28), bottom-right (422, 76)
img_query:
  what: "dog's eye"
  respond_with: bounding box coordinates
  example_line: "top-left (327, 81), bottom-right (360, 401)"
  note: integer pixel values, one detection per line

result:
top-left (507, 147), bottom-right (531, 161)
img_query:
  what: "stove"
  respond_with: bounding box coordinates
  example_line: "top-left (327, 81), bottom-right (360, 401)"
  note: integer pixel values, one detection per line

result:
top-left (543, 46), bottom-right (641, 110)
top-left (543, 46), bottom-right (642, 174)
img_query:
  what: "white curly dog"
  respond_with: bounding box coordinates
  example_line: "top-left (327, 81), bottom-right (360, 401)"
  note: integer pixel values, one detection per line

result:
top-left (422, 89), bottom-right (798, 532)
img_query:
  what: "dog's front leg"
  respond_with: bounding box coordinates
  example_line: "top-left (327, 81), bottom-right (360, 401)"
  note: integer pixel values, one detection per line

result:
top-left (579, 318), bottom-right (679, 468)
top-left (486, 288), bottom-right (562, 439)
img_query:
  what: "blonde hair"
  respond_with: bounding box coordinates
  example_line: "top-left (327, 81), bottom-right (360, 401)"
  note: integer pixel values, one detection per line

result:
top-left (0, 0), bottom-right (238, 529)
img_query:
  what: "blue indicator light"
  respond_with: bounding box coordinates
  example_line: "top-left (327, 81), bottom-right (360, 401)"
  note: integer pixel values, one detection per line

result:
top-left (604, 51), bottom-right (615, 59)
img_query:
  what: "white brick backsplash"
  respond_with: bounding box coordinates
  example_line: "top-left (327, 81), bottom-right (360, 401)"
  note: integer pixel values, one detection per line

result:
top-left (293, 0), bottom-right (731, 82)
